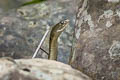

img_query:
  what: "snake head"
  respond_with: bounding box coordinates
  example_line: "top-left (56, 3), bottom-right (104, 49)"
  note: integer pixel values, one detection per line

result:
top-left (56, 19), bottom-right (69, 32)
top-left (50, 19), bottom-right (69, 38)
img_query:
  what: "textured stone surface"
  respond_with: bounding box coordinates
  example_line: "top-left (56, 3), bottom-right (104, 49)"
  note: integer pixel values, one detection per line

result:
top-left (0, 58), bottom-right (92, 80)
top-left (0, 0), bottom-right (75, 63)
top-left (71, 0), bottom-right (120, 80)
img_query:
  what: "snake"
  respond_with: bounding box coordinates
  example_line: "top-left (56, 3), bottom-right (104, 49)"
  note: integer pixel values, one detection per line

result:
top-left (48, 19), bottom-right (69, 60)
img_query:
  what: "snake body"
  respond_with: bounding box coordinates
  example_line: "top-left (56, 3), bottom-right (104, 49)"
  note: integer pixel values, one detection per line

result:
top-left (48, 19), bottom-right (69, 60)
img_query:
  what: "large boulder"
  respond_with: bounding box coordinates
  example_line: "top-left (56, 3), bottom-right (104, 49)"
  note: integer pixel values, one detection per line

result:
top-left (0, 58), bottom-right (92, 80)
top-left (71, 0), bottom-right (120, 80)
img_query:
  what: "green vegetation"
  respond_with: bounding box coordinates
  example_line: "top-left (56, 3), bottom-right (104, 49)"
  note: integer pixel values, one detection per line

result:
top-left (22, 0), bottom-right (47, 6)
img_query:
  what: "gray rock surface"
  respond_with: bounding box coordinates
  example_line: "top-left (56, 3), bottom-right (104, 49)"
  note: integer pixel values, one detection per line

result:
top-left (71, 0), bottom-right (120, 80)
top-left (0, 0), bottom-right (76, 63)
top-left (0, 58), bottom-right (92, 80)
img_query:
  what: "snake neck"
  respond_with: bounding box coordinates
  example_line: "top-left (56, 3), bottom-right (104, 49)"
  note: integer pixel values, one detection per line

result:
top-left (48, 36), bottom-right (58, 60)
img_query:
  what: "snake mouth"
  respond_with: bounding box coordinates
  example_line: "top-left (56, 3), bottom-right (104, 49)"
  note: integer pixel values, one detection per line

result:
top-left (63, 19), bottom-right (69, 27)
top-left (64, 19), bottom-right (69, 23)
top-left (62, 19), bottom-right (69, 25)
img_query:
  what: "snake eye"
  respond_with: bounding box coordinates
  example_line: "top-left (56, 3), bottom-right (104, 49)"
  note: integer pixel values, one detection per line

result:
top-left (60, 21), bottom-right (65, 24)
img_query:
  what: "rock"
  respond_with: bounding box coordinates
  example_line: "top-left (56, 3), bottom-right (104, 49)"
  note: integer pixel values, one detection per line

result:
top-left (0, 58), bottom-right (92, 80)
top-left (71, 0), bottom-right (120, 80)
top-left (0, 0), bottom-right (75, 63)
top-left (0, 21), bottom-right (32, 59)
